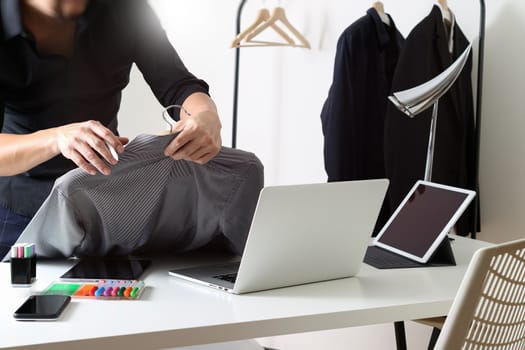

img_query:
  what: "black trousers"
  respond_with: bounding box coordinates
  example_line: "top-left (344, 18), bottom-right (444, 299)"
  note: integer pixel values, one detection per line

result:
top-left (0, 206), bottom-right (31, 260)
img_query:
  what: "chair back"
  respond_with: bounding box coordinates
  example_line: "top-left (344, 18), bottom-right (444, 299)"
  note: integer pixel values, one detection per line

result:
top-left (435, 238), bottom-right (525, 349)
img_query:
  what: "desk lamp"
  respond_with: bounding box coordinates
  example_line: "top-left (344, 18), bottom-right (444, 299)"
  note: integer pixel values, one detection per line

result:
top-left (388, 44), bottom-right (471, 181)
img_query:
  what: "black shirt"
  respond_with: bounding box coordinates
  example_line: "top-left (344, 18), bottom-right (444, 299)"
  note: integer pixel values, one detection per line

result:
top-left (320, 8), bottom-right (404, 182)
top-left (320, 8), bottom-right (404, 234)
top-left (0, 0), bottom-right (209, 216)
top-left (383, 6), bottom-right (476, 234)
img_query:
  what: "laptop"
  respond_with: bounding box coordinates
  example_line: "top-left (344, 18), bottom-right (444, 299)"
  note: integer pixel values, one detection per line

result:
top-left (169, 179), bottom-right (389, 294)
top-left (364, 180), bottom-right (476, 269)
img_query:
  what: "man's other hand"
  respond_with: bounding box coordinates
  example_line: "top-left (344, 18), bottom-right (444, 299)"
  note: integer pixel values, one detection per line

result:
top-left (55, 120), bottom-right (128, 175)
top-left (164, 109), bottom-right (222, 165)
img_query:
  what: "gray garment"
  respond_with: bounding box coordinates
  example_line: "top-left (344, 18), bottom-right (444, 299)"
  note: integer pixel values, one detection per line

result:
top-left (15, 134), bottom-right (264, 258)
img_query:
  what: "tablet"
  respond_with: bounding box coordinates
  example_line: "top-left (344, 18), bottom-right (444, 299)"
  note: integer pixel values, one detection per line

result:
top-left (373, 181), bottom-right (475, 263)
top-left (60, 258), bottom-right (151, 280)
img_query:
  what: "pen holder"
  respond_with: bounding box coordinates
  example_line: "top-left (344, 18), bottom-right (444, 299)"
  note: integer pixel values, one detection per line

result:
top-left (11, 256), bottom-right (36, 285)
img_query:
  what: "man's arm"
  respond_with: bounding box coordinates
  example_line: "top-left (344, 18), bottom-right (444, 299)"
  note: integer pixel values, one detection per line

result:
top-left (130, 2), bottom-right (221, 164)
top-left (0, 120), bottom-right (127, 176)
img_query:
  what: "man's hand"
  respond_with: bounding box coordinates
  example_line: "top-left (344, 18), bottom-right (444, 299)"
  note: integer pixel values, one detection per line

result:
top-left (55, 120), bottom-right (128, 175)
top-left (164, 94), bottom-right (222, 164)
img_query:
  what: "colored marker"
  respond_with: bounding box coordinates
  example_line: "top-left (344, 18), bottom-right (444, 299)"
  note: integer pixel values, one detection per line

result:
top-left (111, 286), bottom-right (119, 297)
top-left (136, 280), bottom-right (145, 288)
top-left (95, 287), bottom-right (105, 297)
top-left (89, 286), bottom-right (98, 296)
top-left (17, 244), bottom-right (24, 258)
top-left (24, 244), bottom-right (32, 258)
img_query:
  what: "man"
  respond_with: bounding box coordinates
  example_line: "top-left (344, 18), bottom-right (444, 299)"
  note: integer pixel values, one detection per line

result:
top-left (0, 0), bottom-right (222, 258)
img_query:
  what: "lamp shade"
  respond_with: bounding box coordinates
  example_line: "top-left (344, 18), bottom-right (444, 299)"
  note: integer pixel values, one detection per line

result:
top-left (388, 44), bottom-right (472, 118)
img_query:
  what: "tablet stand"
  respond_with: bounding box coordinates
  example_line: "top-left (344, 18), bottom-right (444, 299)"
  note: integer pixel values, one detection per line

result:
top-left (364, 236), bottom-right (456, 269)
top-left (428, 236), bottom-right (456, 266)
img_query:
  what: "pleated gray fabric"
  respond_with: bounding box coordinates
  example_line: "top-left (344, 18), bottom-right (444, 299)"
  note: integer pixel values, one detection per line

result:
top-left (15, 134), bottom-right (264, 258)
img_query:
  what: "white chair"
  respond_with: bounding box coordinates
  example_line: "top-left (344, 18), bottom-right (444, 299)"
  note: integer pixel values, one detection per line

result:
top-left (433, 238), bottom-right (525, 349)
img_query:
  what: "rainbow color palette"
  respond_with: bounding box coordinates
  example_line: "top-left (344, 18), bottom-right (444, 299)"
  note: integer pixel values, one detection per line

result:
top-left (43, 280), bottom-right (146, 300)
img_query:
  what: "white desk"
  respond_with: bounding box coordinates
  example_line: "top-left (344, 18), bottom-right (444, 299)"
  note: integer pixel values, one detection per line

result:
top-left (0, 236), bottom-right (491, 350)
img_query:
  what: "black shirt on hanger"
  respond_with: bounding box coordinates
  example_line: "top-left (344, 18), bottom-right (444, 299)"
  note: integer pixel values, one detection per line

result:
top-left (384, 5), bottom-right (477, 235)
top-left (320, 8), bottom-right (404, 234)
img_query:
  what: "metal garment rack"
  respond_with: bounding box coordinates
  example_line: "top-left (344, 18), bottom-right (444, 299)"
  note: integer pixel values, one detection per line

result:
top-left (231, 0), bottom-right (485, 240)
top-left (472, 0), bottom-right (485, 240)
top-left (232, 0), bottom-right (248, 149)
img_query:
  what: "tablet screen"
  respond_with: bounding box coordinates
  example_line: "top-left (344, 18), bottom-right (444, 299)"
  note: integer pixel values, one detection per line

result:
top-left (61, 258), bottom-right (151, 280)
top-left (376, 182), bottom-right (471, 259)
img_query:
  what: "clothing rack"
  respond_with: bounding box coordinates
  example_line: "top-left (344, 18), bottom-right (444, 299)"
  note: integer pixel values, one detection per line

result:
top-left (232, 0), bottom-right (248, 149)
top-left (231, 0), bottom-right (485, 238)
top-left (472, 0), bottom-right (485, 239)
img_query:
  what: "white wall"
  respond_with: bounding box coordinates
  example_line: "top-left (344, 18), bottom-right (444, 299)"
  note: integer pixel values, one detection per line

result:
top-left (119, 0), bottom-right (482, 186)
top-left (477, 0), bottom-right (525, 244)
top-left (118, 0), bottom-right (525, 348)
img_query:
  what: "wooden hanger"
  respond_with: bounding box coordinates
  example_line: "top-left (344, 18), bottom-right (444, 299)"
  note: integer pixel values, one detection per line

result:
top-left (437, 0), bottom-right (449, 11)
top-left (372, 1), bottom-right (391, 26)
top-left (372, 1), bottom-right (385, 14)
top-left (244, 7), bottom-right (311, 49)
top-left (436, 0), bottom-right (452, 22)
top-left (231, 8), bottom-right (295, 48)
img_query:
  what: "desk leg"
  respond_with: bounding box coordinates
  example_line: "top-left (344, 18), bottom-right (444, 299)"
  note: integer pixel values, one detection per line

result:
top-left (427, 327), bottom-right (440, 350)
top-left (394, 321), bottom-right (407, 350)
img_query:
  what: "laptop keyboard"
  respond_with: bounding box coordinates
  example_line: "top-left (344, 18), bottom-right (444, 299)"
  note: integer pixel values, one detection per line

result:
top-left (213, 273), bottom-right (238, 283)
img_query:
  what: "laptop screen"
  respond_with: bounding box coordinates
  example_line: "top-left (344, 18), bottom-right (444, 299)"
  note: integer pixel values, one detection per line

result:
top-left (374, 181), bottom-right (475, 262)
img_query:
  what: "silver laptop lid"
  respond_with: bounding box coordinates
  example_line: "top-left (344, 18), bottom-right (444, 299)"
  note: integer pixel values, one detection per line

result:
top-left (233, 179), bottom-right (389, 294)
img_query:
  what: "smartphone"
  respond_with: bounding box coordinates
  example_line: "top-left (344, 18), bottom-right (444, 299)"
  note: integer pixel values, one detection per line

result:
top-left (13, 295), bottom-right (71, 321)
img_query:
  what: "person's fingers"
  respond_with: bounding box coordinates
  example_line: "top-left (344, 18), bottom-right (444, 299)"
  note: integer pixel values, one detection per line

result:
top-left (68, 149), bottom-right (97, 176)
top-left (86, 135), bottom-right (118, 165)
top-left (187, 146), bottom-right (210, 164)
top-left (171, 139), bottom-right (202, 161)
top-left (164, 126), bottom-right (193, 157)
top-left (118, 136), bottom-right (129, 146)
top-left (163, 113), bottom-right (221, 163)
top-left (55, 121), bottom-right (123, 174)
top-left (77, 142), bottom-right (111, 175)
top-left (172, 119), bottom-right (185, 134)
top-left (90, 120), bottom-right (124, 153)
top-left (194, 152), bottom-right (214, 165)
top-left (194, 138), bottom-right (220, 163)
top-left (165, 135), bottom-right (219, 164)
